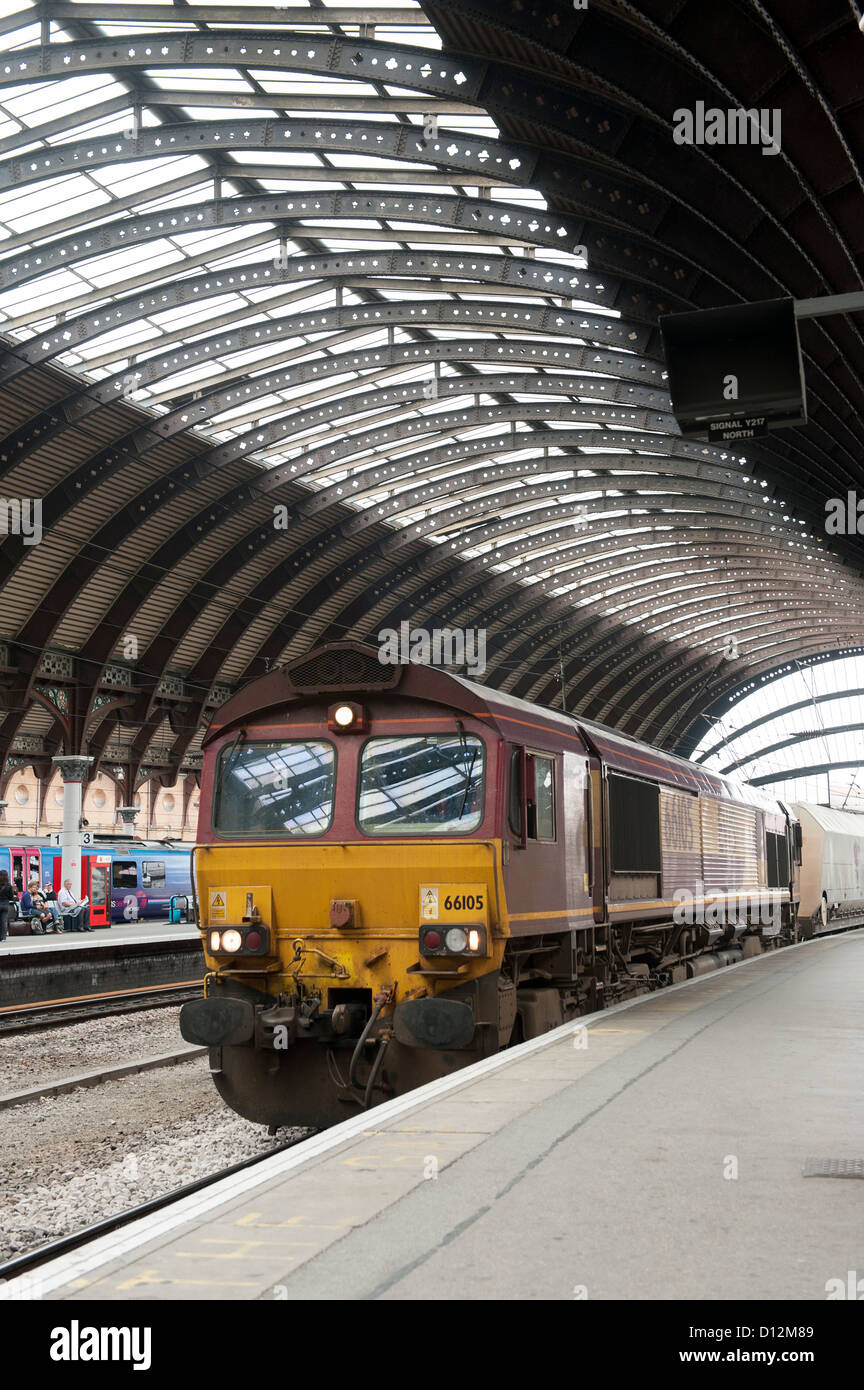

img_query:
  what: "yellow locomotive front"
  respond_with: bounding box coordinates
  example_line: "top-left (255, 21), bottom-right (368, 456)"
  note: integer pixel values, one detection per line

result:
top-left (180, 645), bottom-right (510, 1130)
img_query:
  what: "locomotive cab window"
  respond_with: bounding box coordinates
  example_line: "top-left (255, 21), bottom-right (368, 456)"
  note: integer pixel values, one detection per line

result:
top-left (527, 755), bottom-right (556, 841)
top-left (214, 739), bottom-right (336, 837)
top-left (608, 773), bottom-right (661, 872)
top-left (358, 734), bottom-right (485, 834)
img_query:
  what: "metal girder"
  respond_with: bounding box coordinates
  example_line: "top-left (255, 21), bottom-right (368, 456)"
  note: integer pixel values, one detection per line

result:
top-left (186, 372), bottom-right (671, 445)
top-left (0, 372), bottom-right (672, 526)
top-left (696, 687), bottom-right (864, 767)
top-left (305, 435), bottom-right (739, 525)
top-left (714, 724), bottom-right (864, 779)
top-left (474, 534), bottom-right (813, 592)
top-left (370, 476), bottom-right (788, 553)
top-left (0, 34), bottom-right (481, 100)
top-left (402, 546), bottom-right (852, 692)
top-left (0, 269), bottom-right (639, 379)
top-left (0, 232), bottom-right (600, 303)
top-left (507, 587), bottom-right (857, 713)
top-left (0, 337), bottom-right (673, 491)
top-left (0, 34), bottom-right (610, 164)
top-left (593, 627), bottom-right (859, 746)
top-left (0, 116), bottom-right (542, 201)
top-left (680, 650), bottom-right (864, 759)
top-left (363, 538), bottom-right (840, 658)
top-left (27, 494), bottom-right (827, 733)
top-left (27, 7), bottom-right (431, 28)
top-left (651, 640), bottom-right (864, 750)
top-left (161, 508), bottom-right (844, 728)
top-left (265, 412), bottom-right (680, 497)
top-left (749, 757), bottom-right (864, 787)
top-left (0, 25), bottom-right (861, 483)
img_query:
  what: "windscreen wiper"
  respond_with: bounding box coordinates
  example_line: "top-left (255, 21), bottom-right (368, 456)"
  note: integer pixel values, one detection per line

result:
top-left (455, 720), bottom-right (478, 821)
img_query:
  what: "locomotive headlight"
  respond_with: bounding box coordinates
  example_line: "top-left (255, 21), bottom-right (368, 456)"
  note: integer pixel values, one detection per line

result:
top-left (221, 928), bottom-right (243, 952)
top-left (334, 705), bottom-right (354, 727)
top-left (445, 927), bottom-right (468, 953)
top-left (209, 930), bottom-right (221, 951)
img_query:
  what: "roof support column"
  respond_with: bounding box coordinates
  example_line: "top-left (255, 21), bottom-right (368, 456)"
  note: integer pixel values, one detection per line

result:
top-left (52, 754), bottom-right (93, 896)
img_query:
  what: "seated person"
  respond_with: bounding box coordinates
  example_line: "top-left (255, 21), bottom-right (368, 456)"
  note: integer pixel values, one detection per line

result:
top-left (57, 879), bottom-right (92, 932)
top-left (20, 881), bottom-right (53, 933)
top-left (28, 879), bottom-right (62, 932)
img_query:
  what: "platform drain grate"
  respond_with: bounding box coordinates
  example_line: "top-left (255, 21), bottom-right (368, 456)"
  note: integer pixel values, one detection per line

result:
top-left (802, 1158), bottom-right (864, 1180)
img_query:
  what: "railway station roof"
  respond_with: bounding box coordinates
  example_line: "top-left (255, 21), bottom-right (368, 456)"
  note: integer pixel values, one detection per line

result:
top-left (0, 0), bottom-right (863, 795)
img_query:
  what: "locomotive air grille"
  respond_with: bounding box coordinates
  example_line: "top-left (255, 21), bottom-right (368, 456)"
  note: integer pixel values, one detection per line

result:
top-left (287, 643), bottom-right (401, 693)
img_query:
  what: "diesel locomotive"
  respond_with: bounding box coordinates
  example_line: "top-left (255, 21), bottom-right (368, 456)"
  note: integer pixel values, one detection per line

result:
top-left (178, 640), bottom-right (862, 1131)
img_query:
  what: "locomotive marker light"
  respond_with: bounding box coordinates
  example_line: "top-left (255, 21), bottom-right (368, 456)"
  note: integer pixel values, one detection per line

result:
top-left (328, 701), bottom-right (366, 732)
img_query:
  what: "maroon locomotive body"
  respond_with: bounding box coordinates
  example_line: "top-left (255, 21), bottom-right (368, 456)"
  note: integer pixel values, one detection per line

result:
top-left (182, 643), bottom-right (798, 1127)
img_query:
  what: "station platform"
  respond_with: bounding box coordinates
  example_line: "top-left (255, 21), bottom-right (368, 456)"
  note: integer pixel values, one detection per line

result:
top-left (12, 928), bottom-right (863, 1303)
top-left (0, 919), bottom-right (198, 955)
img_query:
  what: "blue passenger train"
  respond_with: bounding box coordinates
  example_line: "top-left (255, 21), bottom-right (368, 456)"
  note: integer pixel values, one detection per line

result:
top-left (0, 835), bottom-right (192, 924)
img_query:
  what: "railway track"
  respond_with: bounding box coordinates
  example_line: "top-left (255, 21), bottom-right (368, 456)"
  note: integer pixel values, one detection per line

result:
top-left (0, 1044), bottom-right (207, 1111)
top-left (0, 981), bottom-right (202, 1035)
top-left (0, 1131), bottom-right (312, 1285)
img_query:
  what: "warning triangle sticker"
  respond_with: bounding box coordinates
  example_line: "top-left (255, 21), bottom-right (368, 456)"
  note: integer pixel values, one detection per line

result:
top-left (212, 893), bottom-right (225, 906)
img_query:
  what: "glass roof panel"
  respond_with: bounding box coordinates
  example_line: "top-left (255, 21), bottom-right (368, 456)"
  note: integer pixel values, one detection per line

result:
top-left (0, 0), bottom-right (852, 692)
top-left (691, 653), bottom-right (864, 809)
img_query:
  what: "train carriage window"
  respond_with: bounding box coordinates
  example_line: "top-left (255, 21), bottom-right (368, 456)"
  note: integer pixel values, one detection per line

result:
top-left (358, 734), bottom-right (485, 835)
top-left (528, 755), bottom-right (556, 841)
top-left (214, 740), bottom-right (336, 837)
top-left (608, 773), bottom-right (661, 873)
top-left (142, 860), bottom-right (166, 888)
top-left (28, 853), bottom-right (40, 882)
top-left (112, 860), bottom-right (138, 889)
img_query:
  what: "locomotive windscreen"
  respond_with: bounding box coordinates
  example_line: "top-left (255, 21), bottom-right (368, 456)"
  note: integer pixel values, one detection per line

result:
top-left (608, 773), bottom-right (661, 873)
top-left (213, 739), bottom-right (336, 836)
top-left (358, 734), bottom-right (485, 834)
